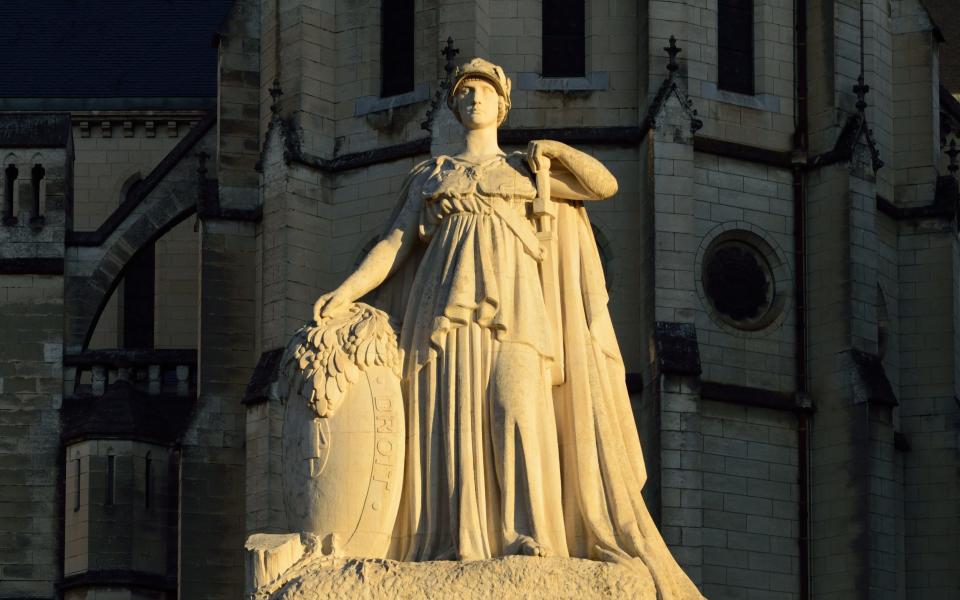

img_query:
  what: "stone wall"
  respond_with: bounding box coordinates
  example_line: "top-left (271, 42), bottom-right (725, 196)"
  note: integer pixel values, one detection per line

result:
top-left (897, 218), bottom-right (960, 599)
top-left (153, 220), bottom-right (199, 349)
top-left (699, 400), bottom-right (800, 600)
top-left (693, 153), bottom-right (796, 391)
top-left (0, 274), bottom-right (63, 599)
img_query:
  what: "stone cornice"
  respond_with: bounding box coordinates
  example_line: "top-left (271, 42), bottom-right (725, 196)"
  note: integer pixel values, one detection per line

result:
top-left (700, 380), bottom-right (814, 413)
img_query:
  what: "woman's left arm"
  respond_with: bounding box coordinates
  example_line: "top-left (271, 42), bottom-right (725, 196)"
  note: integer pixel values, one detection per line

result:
top-left (527, 139), bottom-right (618, 201)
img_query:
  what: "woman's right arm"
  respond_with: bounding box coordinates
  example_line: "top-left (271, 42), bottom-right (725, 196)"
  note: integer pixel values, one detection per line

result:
top-left (313, 185), bottom-right (423, 320)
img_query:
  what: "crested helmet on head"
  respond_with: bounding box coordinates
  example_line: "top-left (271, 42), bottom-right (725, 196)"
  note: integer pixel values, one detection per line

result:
top-left (447, 57), bottom-right (512, 125)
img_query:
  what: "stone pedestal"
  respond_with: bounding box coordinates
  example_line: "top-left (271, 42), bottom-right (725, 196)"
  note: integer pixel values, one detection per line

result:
top-left (251, 554), bottom-right (657, 600)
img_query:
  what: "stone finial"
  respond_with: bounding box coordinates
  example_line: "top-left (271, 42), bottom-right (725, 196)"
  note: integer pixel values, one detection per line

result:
top-left (853, 74), bottom-right (869, 114)
top-left (646, 35), bottom-right (702, 134)
top-left (422, 37), bottom-right (460, 132)
top-left (839, 73), bottom-right (883, 172)
top-left (665, 36), bottom-right (681, 79)
top-left (269, 79), bottom-right (284, 117)
top-left (442, 37), bottom-right (460, 80)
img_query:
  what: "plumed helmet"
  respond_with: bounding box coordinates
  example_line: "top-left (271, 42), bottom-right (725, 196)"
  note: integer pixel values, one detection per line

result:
top-left (447, 58), bottom-right (512, 122)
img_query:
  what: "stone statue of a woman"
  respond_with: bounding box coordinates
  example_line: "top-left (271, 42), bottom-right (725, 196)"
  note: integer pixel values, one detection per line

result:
top-left (303, 58), bottom-right (704, 599)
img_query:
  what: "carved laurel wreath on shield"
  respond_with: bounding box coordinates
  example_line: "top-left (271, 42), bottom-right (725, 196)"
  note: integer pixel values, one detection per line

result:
top-left (286, 302), bottom-right (403, 418)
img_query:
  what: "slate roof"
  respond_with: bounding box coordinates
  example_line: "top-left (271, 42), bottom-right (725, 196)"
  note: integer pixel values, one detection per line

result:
top-left (0, 0), bottom-right (234, 99)
top-left (60, 382), bottom-right (197, 445)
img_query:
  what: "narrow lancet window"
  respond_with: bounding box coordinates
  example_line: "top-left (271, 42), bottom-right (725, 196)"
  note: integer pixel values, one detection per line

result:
top-left (3, 164), bottom-right (18, 225)
top-left (123, 243), bottom-right (156, 349)
top-left (718, 0), bottom-right (755, 94)
top-left (543, 0), bottom-right (586, 77)
top-left (30, 164), bottom-right (45, 226)
top-left (381, 0), bottom-right (415, 97)
top-left (106, 453), bottom-right (116, 506)
top-left (144, 453), bottom-right (152, 508)
top-left (73, 457), bottom-right (81, 512)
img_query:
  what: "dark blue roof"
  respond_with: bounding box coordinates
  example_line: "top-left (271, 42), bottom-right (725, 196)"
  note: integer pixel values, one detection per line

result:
top-left (0, 0), bottom-right (235, 99)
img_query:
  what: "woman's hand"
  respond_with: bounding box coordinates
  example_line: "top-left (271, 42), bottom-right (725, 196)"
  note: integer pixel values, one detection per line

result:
top-left (313, 287), bottom-right (354, 322)
top-left (527, 139), bottom-right (618, 201)
top-left (526, 139), bottom-right (565, 173)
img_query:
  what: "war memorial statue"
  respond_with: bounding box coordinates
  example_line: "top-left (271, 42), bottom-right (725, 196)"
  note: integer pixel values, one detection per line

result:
top-left (246, 58), bottom-right (706, 600)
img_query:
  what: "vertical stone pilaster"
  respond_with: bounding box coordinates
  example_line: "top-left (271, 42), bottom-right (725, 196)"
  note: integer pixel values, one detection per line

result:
top-left (849, 154), bottom-right (880, 355)
top-left (897, 218), bottom-right (960, 599)
top-left (659, 374), bottom-right (703, 584)
top-left (805, 144), bottom-right (904, 599)
top-left (219, 0), bottom-right (262, 210)
top-left (262, 0), bottom-right (337, 158)
top-left (651, 90), bottom-right (700, 325)
top-left (257, 123), bottom-right (332, 352)
top-left (245, 393), bottom-right (287, 536)
top-left (652, 322), bottom-right (704, 585)
top-left (888, 7), bottom-right (959, 594)
top-left (179, 219), bottom-right (257, 600)
top-left (892, 0), bottom-right (941, 208)
top-left (866, 404), bottom-right (898, 598)
top-left (0, 274), bottom-right (63, 599)
top-left (646, 35), bottom-right (705, 585)
top-left (805, 161), bottom-right (863, 600)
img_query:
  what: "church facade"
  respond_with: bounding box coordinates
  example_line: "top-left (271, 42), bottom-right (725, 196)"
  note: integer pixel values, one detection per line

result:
top-left (0, 0), bottom-right (957, 598)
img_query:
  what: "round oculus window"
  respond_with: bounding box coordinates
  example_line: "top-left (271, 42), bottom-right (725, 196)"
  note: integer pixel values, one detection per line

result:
top-left (702, 240), bottom-right (776, 330)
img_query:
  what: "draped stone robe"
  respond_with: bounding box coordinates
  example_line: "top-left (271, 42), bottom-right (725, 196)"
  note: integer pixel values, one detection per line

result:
top-left (377, 152), bottom-right (704, 600)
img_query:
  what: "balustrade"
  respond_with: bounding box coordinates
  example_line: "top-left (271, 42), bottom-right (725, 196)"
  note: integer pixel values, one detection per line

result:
top-left (63, 349), bottom-right (197, 398)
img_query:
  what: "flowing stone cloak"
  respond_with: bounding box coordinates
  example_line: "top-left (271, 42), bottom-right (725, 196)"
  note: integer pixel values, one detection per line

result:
top-left (370, 155), bottom-right (704, 600)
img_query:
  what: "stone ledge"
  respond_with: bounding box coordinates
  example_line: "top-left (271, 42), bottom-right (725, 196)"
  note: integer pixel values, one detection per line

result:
top-left (355, 83), bottom-right (431, 116)
top-left (699, 81), bottom-right (780, 113)
top-left (516, 71), bottom-right (609, 92)
top-left (258, 555), bottom-right (656, 600)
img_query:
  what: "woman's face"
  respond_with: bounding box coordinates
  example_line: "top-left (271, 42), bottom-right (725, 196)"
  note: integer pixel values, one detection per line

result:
top-left (454, 78), bottom-right (501, 130)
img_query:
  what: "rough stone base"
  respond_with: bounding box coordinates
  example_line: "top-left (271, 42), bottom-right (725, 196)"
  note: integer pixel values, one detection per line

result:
top-left (261, 555), bottom-right (657, 599)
